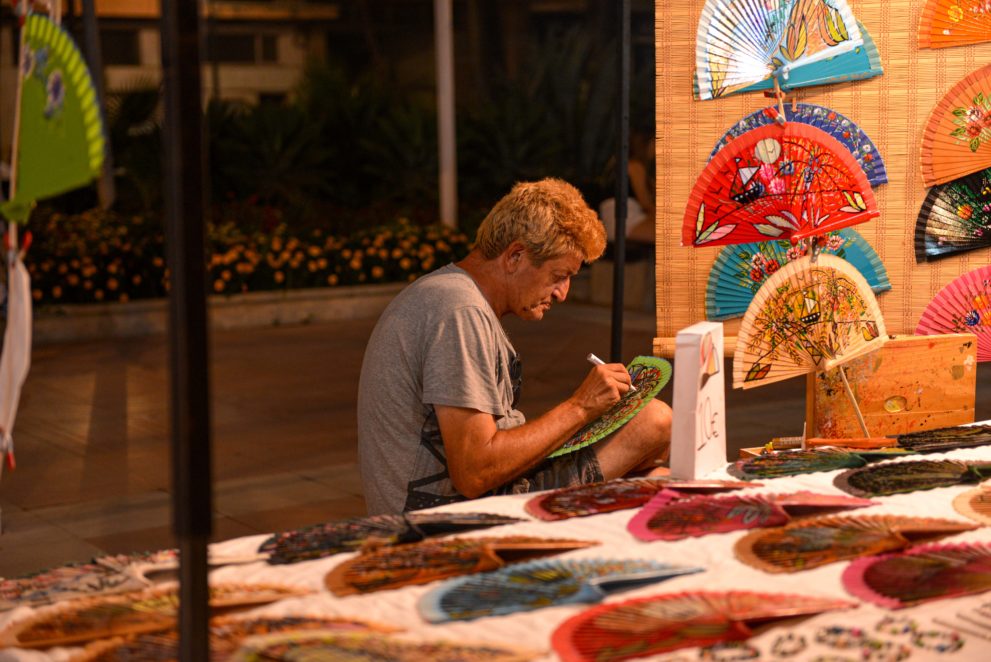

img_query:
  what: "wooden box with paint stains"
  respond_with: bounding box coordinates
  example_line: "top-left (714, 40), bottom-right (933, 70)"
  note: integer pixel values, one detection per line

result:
top-left (806, 334), bottom-right (978, 439)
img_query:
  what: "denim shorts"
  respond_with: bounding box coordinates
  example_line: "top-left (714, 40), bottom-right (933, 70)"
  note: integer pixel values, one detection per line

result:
top-left (493, 445), bottom-right (604, 495)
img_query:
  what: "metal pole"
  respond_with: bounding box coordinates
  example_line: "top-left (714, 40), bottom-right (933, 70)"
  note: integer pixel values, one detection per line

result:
top-left (610, 0), bottom-right (630, 362)
top-left (434, 0), bottom-right (457, 227)
top-left (160, 1), bottom-right (212, 659)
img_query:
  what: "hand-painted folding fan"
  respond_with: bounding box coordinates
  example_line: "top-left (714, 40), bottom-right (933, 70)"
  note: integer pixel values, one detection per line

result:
top-left (897, 423), bottom-right (991, 453)
top-left (711, 104), bottom-right (887, 186)
top-left (706, 229), bottom-right (890, 321)
top-left (843, 542), bottom-right (991, 608)
top-left (549, 356), bottom-right (671, 458)
top-left (954, 482), bottom-right (991, 525)
top-left (0, 583), bottom-right (308, 649)
top-left (915, 167), bottom-right (991, 261)
top-left (695, 0), bottom-right (866, 100)
top-left (916, 265), bottom-right (991, 360)
top-left (834, 459), bottom-right (991, 497)
top-left (734, 22), bottom-right (883, 94)
top-left (729, 447), bottom-right (867, 479)
top-left (922, 64), bottom-right (991, 185)
top-left (324, 536), bottom-right (597, 596)
top-left (552, 590), bottom-right (854, 662)
top-left (734, 514), bottom-right (977, 574)
top-left (0, 13), bottom-right (106, 223)
top-left (684, 124), bottom-right (879, 248)
top-left (418, 558), bottom-right (702, 623)
top-left (733, 254), bottom-right (887, 388)
top-left (0, 560), bottom-right (148, 612)
top-left (229, 631), bottom-right (538, 662)
top-left (628, 490), bottom-right (874, 542)
top-left (920, 0), bottom-right (991, 49)
top-left (258, 512), bottom-right (521, 564)
top-left (524, 477), bottom-right (761, 521)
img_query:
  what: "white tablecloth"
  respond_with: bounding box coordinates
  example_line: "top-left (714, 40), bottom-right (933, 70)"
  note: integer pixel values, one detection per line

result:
top-left (4, 439), bottom-right (991, 660)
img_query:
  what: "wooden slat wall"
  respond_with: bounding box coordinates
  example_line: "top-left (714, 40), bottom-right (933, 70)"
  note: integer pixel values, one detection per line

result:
top-left (654, 1), bottom-right (991, 357)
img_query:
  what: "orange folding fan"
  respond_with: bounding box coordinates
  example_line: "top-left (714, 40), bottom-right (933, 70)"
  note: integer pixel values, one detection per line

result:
top-left (683, 123), bottom-right (879, 248)
top-left (922, 63), bottom-right (991, 185)
top-left (733, 254), bottom-right (887, 389)
top-left (919, 0), bottom-right (991, 49)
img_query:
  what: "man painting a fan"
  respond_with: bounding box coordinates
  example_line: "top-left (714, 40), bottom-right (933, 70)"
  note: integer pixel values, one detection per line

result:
top-left (357, 178), bottom-right (671, 515)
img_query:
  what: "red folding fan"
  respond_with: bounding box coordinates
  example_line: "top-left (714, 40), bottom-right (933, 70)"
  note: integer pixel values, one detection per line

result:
top-left (922, 64), bottom-right (991, 185)
top-left (683, 123), bottom-right (879, 248)
top-left (919, 0), bottom-right (991, 49)
top-left (915, 264), bottom-right (991, 360)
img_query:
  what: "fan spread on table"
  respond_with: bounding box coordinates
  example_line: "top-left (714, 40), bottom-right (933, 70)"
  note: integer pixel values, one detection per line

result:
top-left (0, 583), bottom-right (308, 649)
top-left (920, 0), bottom-right (991, 49)
top-left (915, 167), bottom-right (991, 261)
top-left (843, 542), bottom-right (991, 608)
top-left (524, 477), bottom-right (761, 521)
top-left (915, 265), bottom-right (991, 361)
top-left (729, 447), bottom-right (868, 480)
top-left (228, 630), bottom-right (537, 662)
top-left (418, 558), bottom-right (702, 623)
top-left (711, 104), bottom-right (887, 186)
top-left (695, 0), bottom-right (871, 100)
top-left (552, 590), bottom-right (854, 661)
top-left (324, 536), bottom-right (597, 596)
top-left (734, 514), bottom-right (977, 574)
top-left (954, 482), bottom-right (991, 525)
top-left (257, 512), bottom-right (521, 565)
top-left (733, 254), bottom-right (887, 389)
top-left (684, 124), bottom-right (880, 248)
top-left (897, 423), bottom-right (991, 453)
top-left (628, 490), bottom-right (874, 542)
top-left (922, 63), bottom-right (991, 185)
top-left (549, 356), bottom-right (671, 458)
top-left (834, 459), bottom-right (991, 497)
top-left (706, 228), bottom-right (889, 321)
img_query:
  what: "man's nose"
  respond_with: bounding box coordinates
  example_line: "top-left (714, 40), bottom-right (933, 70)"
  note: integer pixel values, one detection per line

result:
top-left (552, 278), bottom-right (570, 302)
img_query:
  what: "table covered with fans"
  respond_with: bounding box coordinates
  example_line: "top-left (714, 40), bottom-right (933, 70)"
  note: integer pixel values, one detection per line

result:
top-left (3, 426), bottom-right (991, 661)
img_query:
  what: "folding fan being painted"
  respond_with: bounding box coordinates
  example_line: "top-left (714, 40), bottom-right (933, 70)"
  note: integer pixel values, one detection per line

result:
top-left (695, 0), bottom-right (876, 100)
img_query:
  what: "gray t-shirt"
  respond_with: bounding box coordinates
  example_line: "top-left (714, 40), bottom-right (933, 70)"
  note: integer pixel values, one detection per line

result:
top-left (357, 264), bottom-right (525, 514)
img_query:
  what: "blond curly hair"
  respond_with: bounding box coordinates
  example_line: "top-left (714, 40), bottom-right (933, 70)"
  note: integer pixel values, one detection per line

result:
top-left (474, 178), bottom-right (606, 265)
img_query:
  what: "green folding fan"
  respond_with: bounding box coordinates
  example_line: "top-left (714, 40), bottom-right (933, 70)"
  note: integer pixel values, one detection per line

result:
top-left (1, 13), bottom-right (106, 223)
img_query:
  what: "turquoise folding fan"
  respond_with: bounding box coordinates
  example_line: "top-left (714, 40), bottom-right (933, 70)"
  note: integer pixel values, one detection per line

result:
top-left (695, 0), bottom-right (878, 100)
top-left (915, 167), bottom-right (991, 261)
top-left (710, 103), bottom-right (887, 187)
top-left (706, 229), bottom-right (890, 321)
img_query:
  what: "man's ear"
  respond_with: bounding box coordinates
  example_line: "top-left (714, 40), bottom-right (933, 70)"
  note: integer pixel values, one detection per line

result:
top-left (504, 242), bottom-right (526, 273)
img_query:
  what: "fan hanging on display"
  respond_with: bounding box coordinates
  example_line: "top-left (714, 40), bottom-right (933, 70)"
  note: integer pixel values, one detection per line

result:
top-left (324, 536), bottom-right (597, 596)
top-left (916, 265), bottom-right (991, 360)
top-left (919, 0), bottom-right (991, 49)
top-left (417, 558), bottom-right (702, 624)
top-left (842, 542), bottom-right (991, 608)
top-left (922, 63), bottom-right (991, 185)
top-left (695, 0), bottom-right (869, 100)
top-left (0, 8), bottom-right (107, 476)
top-left (706, 228), bottom-right (890, 321)
top-left (628, 490), bottom-right (874, 542)
top-left (915, 167), bottom-right (991, 261)
top-left (549, 356), bottom-right (671, 459)
top-left (733, 254), bottom-right (887, 389)
top-left (551, 590), bottom-right (854, 662)
top-left (711, 104), bottom-right (888, 187)
top-left (524, 477), bottom-right (761, 521)
top-left (834, 459), bottom-right (991, 497)
top-left (683, 124), bottom-right (879, 248)
top-left (734, 514), bottom-right (978, 574)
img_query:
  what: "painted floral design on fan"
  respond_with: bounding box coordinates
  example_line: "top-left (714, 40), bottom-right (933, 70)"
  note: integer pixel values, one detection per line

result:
top-left (915, 167), bottom-right (991, 261)
top-left (951, 92), bottom-right (991, 152)
top-left (921, 0), bottom-right (991, 49)
top-left (729, 447), bottom-right (867, 479)
top-left (917, 265), bottom-right (991, 360)
top-left (834, 459), bottom-right (991, 497)
top-left (684, 124), bottom-right (879, 248)
top-left (549, 356), bottom-right (671, 458)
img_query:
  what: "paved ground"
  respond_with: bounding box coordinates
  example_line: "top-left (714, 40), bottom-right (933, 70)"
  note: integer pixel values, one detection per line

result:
top-left (1, 300), bottom-right (988, 577)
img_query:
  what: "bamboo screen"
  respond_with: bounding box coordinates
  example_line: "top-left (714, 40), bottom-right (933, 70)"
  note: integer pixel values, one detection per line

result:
top-left (653, 0), bottom-right (991, 357)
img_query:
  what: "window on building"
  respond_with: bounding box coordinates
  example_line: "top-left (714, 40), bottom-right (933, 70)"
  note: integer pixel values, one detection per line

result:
top-left (207, 33), bottom-right (279, 64)
top-left (260, 35), bottom-right (278, 63)
top-left (100, 28), bottom-right (141, 66)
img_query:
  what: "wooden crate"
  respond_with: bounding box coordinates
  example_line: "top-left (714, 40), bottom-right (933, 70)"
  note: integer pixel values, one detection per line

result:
top-left (806, 334), bottom-right (977, 439)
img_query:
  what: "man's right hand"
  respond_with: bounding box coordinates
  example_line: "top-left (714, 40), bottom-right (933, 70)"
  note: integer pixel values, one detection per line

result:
top-left (569, 363), bottom-right (632, 421)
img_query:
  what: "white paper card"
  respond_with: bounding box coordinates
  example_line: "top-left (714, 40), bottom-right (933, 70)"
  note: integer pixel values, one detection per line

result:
top-left (670, 321), bottom-right (727, 479)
